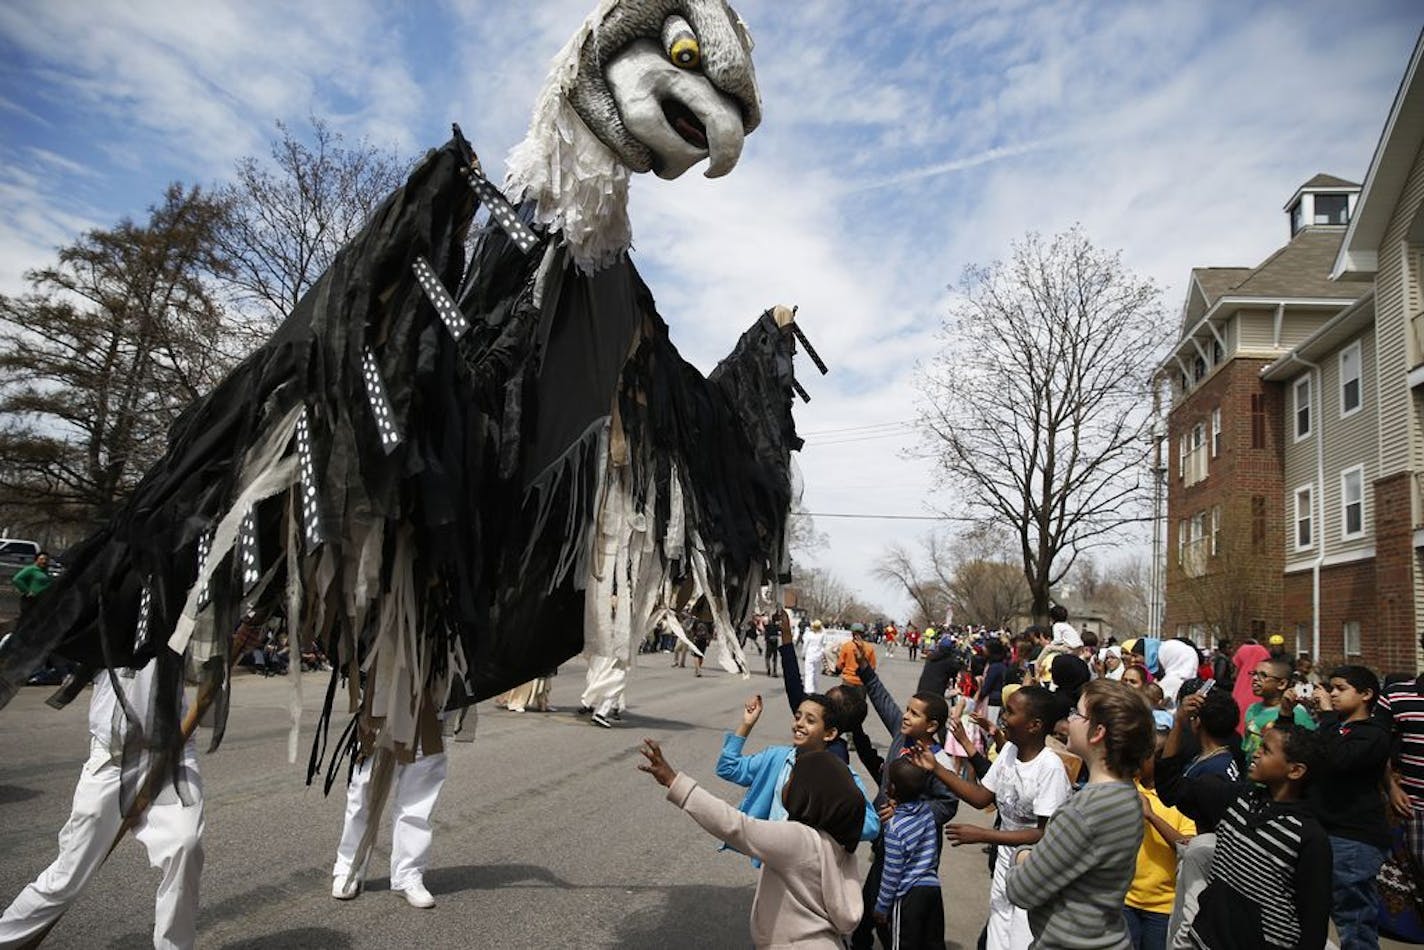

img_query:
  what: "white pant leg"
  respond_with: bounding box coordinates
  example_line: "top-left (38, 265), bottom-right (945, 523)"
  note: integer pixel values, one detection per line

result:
top-left (580, 655), bottom-right (616, 708)
top-left (986, 844), bottom-right (1031, 950)
top-left (0, 745), bottom-right (125, 946)
top-left (802, 655), bottom-right (820, 695)
top-left (332, 757), bottom-right (375, 883)
top-left (594, 663), bottom-right (627, 718)
top-left (1168, 832), bottom-right (1216, 949)
top-left (132, 747), bottom-right (204, 950)
top-left (389, 753), bottom-right (448, 890)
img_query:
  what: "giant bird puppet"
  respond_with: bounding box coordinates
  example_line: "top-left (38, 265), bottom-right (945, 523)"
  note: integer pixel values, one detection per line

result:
top-left (0, 0), bottom-right (821, 813)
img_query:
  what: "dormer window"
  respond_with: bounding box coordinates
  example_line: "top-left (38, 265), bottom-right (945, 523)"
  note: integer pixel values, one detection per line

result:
top-left (1314, 194), bottom-right (1348, 225)
top-left (1291, 201), bottom-right (1305, 236)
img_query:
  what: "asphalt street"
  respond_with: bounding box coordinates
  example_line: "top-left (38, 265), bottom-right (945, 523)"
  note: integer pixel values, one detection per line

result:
top-left (0, 647), bottom-right (993, 949)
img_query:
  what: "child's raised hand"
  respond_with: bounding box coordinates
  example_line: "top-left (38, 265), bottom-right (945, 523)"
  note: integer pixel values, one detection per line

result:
top-left (1175, 693), bottom-right (1203, 724)
top-left (968, 710), bottom-right (995, 734)
top-left (908, 740), bottom-right (939, 773)
top-left (877, 798), bottom-right (896, 823)
top-left (948, 717), bottom-right (974, 753)
top-left (742, 694), bottom-right (763, 728)
top-left (638, 738), bottom-right (677, 788)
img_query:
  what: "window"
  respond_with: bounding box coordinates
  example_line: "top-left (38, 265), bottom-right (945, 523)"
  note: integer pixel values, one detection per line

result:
top-left (1177, 433), bottom-right (1186, 481)
top-left (1251, 495), bottom-right (1267, 552)
top-left (1340, 341), bottom-right (1362, 416)
top-left (1343, 620), bottom-right (1362, 656)
top-left (1290, 201), bottom-right (1305, 236)
top-left (1341, 466), bottom-right (1365, 538)
top-left (1294, 485), bottom-right (1314, 551)
top-left (1250, 393), bottom-right (1266, 449)
top-left (1294, 375), bottom-right (1312, 440)
top-left (1184, 423), bottom-right (1208, 486)
top-left (1211, 505), bottom-right (1221, 556)
top-left (1295, 622), bottom-right (1308, 656)
top-left (1315, 193), bottom-right (1349, 226)
top-left (1211, 407), bottom-right (1222, 457)
top-left (1177, 519), bottom-right (1186, 565)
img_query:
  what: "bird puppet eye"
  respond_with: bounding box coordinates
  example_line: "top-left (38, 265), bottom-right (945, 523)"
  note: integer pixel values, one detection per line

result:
top-left (663, 15), bottom-right (701, 69)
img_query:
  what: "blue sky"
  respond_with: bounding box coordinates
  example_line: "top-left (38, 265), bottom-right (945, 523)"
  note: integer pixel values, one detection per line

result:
top-left (0, 1), bottom-right (1419, 614)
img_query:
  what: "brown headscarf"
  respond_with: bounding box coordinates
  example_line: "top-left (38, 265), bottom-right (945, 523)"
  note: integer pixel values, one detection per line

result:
top-left (782, 750), bottom-right (864, 853)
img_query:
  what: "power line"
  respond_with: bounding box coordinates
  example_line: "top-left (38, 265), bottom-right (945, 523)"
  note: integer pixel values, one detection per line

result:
top-left (791, 511), bottom-right (979, 522)
top-left (800, 419), bottom-right (915, 437)
top-left (807, 431), bottom-right (918, 448)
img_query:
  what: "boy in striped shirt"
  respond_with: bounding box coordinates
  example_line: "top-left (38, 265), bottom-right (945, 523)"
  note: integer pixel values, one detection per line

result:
top-left (1187, 721), bottom-right (1330, 949)
top-left (874, 759), bottom-right (944, 950)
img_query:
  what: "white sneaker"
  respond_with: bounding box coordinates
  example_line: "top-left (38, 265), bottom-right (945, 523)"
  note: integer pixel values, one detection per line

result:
top-left (332, 876), bottom-right (362, 900)
top-left (396, 881), bottom-right (435, 909)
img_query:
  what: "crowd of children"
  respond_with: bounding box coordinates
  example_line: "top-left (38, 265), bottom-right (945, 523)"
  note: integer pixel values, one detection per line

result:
top-left (639, 610), bottom-right (1421, 949)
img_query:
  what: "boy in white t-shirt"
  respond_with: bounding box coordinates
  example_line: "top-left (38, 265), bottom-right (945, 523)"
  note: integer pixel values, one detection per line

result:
top-left (912, 685), bottom-right (1072, 950)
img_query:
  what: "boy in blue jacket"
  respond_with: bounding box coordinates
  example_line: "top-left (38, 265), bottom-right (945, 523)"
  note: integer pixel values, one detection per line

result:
top-left (875, 759), bottom-right (945, 949)
top-left (852, 641), bottom-right (959, 949)
top-left (715, 692), bottom-right (880, 860)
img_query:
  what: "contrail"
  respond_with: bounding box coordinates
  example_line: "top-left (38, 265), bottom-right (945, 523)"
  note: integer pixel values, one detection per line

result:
top-left (848, 140), bottom-right (1046, 193)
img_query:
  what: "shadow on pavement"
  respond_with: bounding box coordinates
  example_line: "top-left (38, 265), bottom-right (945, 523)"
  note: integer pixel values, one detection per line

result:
top-left (611, 883), bottom-right (753, 948)
top-left (219, 927), bottom-right (354, 949)
top-left (0, 784), bottom-right (41, 804)
top-left (425, 863), bottom-right (570, 895)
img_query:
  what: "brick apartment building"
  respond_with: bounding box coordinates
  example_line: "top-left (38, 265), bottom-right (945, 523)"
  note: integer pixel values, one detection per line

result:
top-left (1161, 178), bottom-right (1362, 651)
top-left (1162, 34), bottom-right (1424, 672)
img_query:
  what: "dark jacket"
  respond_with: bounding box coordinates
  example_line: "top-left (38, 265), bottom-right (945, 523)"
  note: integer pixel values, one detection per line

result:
top-left (1188, 789), bottom-right (1330, 950)
top-left (859, 665), bottom-right (959, 826)
top-left (1310, 713), bottom-right (1391, 849)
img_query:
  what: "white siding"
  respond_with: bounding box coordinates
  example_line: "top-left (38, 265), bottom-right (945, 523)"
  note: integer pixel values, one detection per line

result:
top-left (1376, 147), bottom-right (1424, 478)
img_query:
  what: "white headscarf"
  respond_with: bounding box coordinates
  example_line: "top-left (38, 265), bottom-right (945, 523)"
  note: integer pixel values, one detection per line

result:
top-left (1157, 639), bottom-right (1201, 704)
top-left (1098, 645), bottom-right (1124, 680)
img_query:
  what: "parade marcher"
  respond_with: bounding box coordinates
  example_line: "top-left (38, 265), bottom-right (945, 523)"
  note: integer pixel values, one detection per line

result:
top-left (0, 659), bottom-right (204, 949)
top-left (835, 626), bottom-right (877, 688)
top-left (332, 696), bottom-right (449, 909)
top-left (801, 620), bottom-right (827, 694)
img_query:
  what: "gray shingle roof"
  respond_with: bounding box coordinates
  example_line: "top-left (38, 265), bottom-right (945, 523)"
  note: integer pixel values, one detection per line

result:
top-left (1299, 173), bottom-right (1360, 190)
top-left (1227, 229), bottom-right (1359, 299)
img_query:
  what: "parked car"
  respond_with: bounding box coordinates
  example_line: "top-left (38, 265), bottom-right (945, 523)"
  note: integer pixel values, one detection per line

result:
top-left (0, 538), bottom-right (41, 571)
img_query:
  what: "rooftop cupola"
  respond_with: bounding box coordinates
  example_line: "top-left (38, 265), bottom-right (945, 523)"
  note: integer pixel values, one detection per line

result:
top-left (1285, 173), bottom-right (1361, 237)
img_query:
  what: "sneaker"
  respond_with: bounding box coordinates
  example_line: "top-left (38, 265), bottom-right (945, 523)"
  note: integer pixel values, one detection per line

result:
top-left (332, 876), bottom-right (362, 900)
top-left (576, 705), bottom-right (593, 717)
top-left (591, 712), bottom-right (614, 728)
top-left (395, 881), bottom-right (435, 909)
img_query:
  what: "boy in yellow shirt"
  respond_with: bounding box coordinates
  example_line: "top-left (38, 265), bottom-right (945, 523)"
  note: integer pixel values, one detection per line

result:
top-left (1126, 730), bottom-right (1195, 950)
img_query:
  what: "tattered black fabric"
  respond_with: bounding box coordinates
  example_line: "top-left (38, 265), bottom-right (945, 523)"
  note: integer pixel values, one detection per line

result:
top-left (0, 130), bottom-right (802, 791)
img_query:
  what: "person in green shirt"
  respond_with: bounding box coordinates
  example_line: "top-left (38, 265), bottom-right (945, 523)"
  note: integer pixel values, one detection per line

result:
top-left (1242, 656), bottom-right (1315, 760)
top-left (11, 552), bottom-right (53, 616)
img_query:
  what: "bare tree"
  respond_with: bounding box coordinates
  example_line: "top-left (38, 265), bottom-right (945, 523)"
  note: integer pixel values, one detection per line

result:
top-left (874, 542), bottom-right (945, 626)
top-left (1096, 557), bottom-right (1153, 635)
top-left (919, 227), bottom-right (1168, 622)
top-left (216, 117), bottom-right (406, 327)
top-left (876, 526), bottom-right (1029, 628)
top-left (1175, 500), bottom-right (1267, 642)
top-left (786, 507), bottom-right (828, 564)
top-left (0, 185), bottom-right (233, 537)
top-left (794, 565), bottom-right (882, 625)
